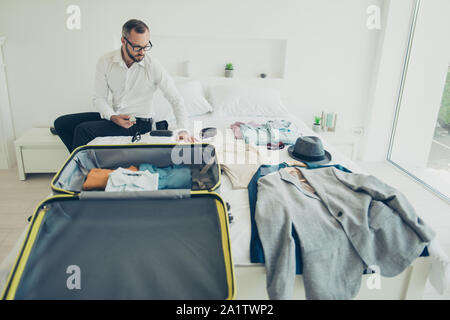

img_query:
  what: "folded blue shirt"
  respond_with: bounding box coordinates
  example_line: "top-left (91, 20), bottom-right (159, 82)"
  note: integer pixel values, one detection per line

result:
top-left (139, 164), bottom-right (191, 189)
top-left (265, 119), bottom-right (299, 145)
top-left (239, 120), bottom-right (300, 146)
top-left (240, 123), bottom-right (270, 146)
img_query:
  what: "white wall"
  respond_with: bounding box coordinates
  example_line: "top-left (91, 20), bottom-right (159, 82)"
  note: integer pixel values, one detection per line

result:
top-left (0, 36), bottom-right (15, 169)
top-left (0, 124), bottom-right (9, 169)
top-left (0, 0), bottom-right (384, 138)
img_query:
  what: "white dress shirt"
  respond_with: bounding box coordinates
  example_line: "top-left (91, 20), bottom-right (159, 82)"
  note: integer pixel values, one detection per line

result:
top-left (93, 48), bottom-right (189, 132)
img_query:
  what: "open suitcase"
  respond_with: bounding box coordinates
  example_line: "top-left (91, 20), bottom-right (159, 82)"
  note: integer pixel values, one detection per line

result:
top-left (1, 143), bottom-right (235, 300)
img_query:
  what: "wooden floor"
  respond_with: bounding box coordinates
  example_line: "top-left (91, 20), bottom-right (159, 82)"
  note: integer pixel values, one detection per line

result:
top-left (0, 167), bottom-right (54, 262)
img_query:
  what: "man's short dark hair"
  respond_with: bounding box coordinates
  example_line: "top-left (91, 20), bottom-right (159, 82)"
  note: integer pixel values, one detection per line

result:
top-left (122, 19), bottom-right (149, 37)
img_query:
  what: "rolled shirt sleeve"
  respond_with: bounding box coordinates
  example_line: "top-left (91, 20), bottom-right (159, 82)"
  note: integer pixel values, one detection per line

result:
top-left (150, 57), bottom-right (190, 135)
top-left (93, 57), bottom-right (117, 120)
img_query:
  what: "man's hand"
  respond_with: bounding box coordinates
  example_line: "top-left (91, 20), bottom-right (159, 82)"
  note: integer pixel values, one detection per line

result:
top-left (111, 114), bottom-right (136, 129)
top-left (176, 131), bottom-right (197, 143)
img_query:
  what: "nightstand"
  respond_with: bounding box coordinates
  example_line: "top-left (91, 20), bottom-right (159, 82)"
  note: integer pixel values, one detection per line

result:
top-left (14, 128), bottom-right (70, 180)
top-left (316, 130), bottom-right (359, 160)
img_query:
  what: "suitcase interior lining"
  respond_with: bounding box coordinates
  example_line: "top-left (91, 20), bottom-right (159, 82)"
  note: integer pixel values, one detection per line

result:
top-left (53, 145), bottom-right (220, 193)
top-left (12, 196), bottom-right (231, 300)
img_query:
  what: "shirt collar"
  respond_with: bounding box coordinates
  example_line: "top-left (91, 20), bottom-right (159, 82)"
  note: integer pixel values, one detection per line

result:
top-left (278, 168), bottom-right (321, 201)
top-left (113, 48), bottom-right (146, 68)
top-left (136, 57), bottom-right (146, 67)
top-left (113, 48), bottom-right (123, 64)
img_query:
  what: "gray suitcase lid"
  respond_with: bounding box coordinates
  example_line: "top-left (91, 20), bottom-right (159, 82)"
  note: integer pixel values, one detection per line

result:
top-left (2, 192), bottom-right (234, 300)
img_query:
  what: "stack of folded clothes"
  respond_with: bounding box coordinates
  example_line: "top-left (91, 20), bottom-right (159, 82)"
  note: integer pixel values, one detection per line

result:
top-left (82, 164), bottom-right (193, 191)
top-left (139, 164), bottom-right (192, 189)
top-left (105, 167), bottom-right (159, 192)
top-left (82, 166), bottom-right (139, 191)
top-left (230, 119), bottom-right (299, 146)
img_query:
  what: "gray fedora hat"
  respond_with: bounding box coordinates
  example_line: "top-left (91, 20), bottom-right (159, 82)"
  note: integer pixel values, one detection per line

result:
top-left (287, 136), bottom-right (332, 165)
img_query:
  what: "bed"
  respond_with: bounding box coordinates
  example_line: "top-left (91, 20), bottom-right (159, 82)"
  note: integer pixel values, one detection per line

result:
top-left (0, 78), bottom-right (437, 299)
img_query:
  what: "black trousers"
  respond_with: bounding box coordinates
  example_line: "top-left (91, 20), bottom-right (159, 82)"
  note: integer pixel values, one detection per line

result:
top-left (54, 112), bottom-right (152, 152)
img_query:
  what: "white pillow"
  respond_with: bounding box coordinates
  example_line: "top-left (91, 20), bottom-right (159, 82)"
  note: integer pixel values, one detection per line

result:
top-left (207, 85), bottom-right (288, 116)
top-left (151, 80), bottom-right (212, 123)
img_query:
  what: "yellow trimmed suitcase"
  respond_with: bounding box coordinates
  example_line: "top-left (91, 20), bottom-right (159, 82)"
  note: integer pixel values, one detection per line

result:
top-left (2, 143), bottom-right (235, 300)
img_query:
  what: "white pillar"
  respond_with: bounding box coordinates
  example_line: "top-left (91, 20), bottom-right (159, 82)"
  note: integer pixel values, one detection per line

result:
top-left (0, 36), bottom-right (16, 169)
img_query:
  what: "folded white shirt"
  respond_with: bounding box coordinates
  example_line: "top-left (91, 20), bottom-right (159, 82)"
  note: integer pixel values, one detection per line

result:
top-left (105, 167), bottom-right (159, 192)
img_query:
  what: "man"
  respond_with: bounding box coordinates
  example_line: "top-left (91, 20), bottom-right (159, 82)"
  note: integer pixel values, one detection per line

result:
top-left (54, 19), bottom-right (195, 152)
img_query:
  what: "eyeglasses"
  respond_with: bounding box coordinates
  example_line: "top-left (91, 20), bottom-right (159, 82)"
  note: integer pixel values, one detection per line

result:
top-left (132, 131), bottom-right (141, 143)
top-left (124, 37), bottom-right (152, 52)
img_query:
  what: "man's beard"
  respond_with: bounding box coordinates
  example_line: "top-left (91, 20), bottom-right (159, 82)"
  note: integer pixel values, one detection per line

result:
top-left (125, 45), bottom-right (145, 63)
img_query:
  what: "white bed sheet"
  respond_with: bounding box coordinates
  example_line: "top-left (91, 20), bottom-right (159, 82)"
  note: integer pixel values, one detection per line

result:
top-left (86, 111), bottom-right (367, 266)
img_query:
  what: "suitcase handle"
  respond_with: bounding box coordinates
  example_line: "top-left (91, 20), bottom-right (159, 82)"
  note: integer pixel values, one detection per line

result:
top-left (79, 189), bottom-right (191, 200)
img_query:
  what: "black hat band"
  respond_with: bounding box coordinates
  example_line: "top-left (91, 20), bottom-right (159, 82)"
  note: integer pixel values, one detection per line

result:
top-left (292, 151), bottom-right (325, 162)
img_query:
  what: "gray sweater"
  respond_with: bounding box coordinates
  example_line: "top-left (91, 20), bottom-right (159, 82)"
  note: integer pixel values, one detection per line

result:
top-left (255, 166), bottom-right (435, 299)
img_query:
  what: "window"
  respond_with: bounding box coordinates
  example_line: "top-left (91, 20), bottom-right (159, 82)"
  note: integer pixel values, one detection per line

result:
top-left (388, 0), bottom-right (450, 202)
